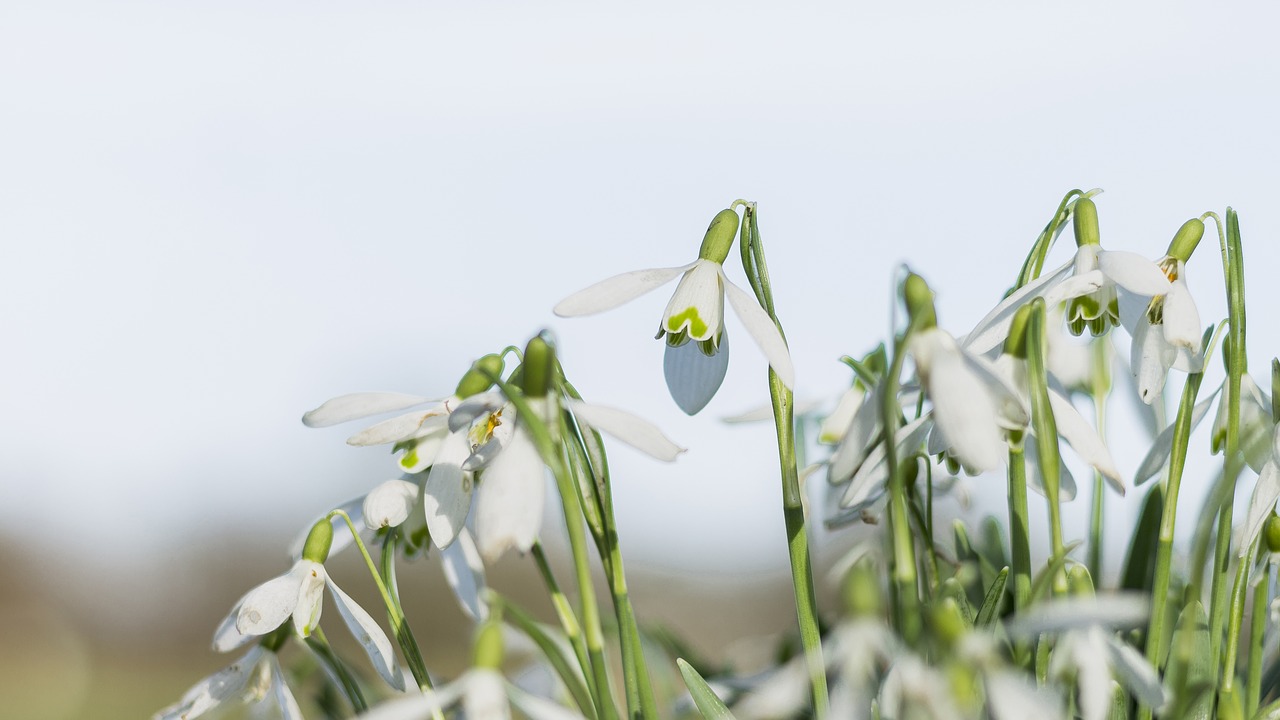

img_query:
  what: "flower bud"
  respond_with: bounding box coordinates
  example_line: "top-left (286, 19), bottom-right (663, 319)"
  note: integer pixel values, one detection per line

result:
top-left (1166, 218), bottom-right (1205, 263)
top-left (696, 209), bottom-right (740, 264)
top-left (1067, 564), bottom-right (1095, 596)
top-left (931, 597), bottom-right (967, 647)
top-left (842, 559), bottom-right (883, 618)
top-left (903, 273), bottom-right (937, 329)
top-left (1264, 513), bottom-right (1280, 555)
top-left (455, 354), bottom-right (505, 399)
top-left (473, 617), bottom-right (504, 670)
top-left (521, 332), bottom-right (556, 398)
top-left (1072, 197), bottom-right (1100, 247)
top-left (301, 519), bottom-right (334, 564)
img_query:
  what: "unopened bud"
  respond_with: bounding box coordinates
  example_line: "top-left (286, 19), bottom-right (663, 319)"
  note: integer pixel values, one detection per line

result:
top-left (932, 598), bottom-right (967, 646)
top-left (842, 559), bottom-right (883, 618)
top-left (1265, 513), bottom-right (1280, 555)
top-left (1067, 564), bottom-right (1095, 596)
top-left (697, 209), bottom-right (740, 264)
top-left (903, 273), bottom-right (937, 329)
top-left (301, 519), bottom-right (334, 564)
top-left (455, 354), bottom-right (505, 399)
top-left (521, 332), bottom-right (556, 398)
top-left (1072, 197), bottom-right (1100, 247)
top-left (1167, 218), bottom-right (1205, 263)
top-left (473, 618), bottom-right (504, 670)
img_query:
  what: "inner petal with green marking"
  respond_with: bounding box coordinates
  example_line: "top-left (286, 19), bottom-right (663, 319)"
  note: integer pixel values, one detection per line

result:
top-left (666, 306), bottom-right (708, 339)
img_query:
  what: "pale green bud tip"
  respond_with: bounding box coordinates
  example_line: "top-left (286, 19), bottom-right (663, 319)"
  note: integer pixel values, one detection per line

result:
top-left (301, 520), bottom-right (333, 563)
top-left (1067, 564), bottom-right (1094, 596)
top-left (1265, 514), bottom-right (1280, 555)
top-left (932, 598), bottom-right (967, 645)
top-left (521, 332), bottom-right (556, 398)
top-left (1003, 304), bottom-right (1033, 358)
top-left (1072, 197), bottom-right (1100, 247)
top-left (842, 560), bottom-right (883, 618)
top-left (455, 354), bottom-right (505, 399)
top-left (472, 619), bottom-right (504, 670)
top-left (696, 208), bottom-right (740, 264)
top-left (903, 273), bottom-right (936, 328)
top-left (1166, 218), bottom-right (1204, 262)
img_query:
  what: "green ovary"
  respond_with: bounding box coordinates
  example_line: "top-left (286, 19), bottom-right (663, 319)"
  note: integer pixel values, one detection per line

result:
top-left (666, 307), bottom-right (709, 339)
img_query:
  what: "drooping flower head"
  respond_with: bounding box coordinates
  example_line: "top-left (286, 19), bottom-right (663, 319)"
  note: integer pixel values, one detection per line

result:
top-left (1126, 218), bottom-right (1206, 403)
top-left (554, 206), bottom-right (794, 414)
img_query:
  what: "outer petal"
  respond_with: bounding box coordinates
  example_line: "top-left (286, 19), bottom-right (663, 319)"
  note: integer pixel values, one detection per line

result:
top-left (915, 330), bottom-right (1012, 474)
top-left (661, 260), bottom-right (724, 342)
top-left (723, 274), bottom-right (796, 390)
top-left (567, 399), bottom-right (685, 461)
top-left (302, 392), bottom-right (434, 428)
top-left (1073, 630), bottom-right (1113, 720)
top-left (212, 588), bottom-right (255, 652)
top-left (1133, 384), bottom-right (1219, 485)
top-left (399, 429), bottom-right (447, 474)
top-left (818, 386), bottom-right (865, 445)
top-left (1024, 438), bottom-right (1078, 501)
top-left (291, 560), bottom-right (328, 637)
top-left (327, 578), bottom-right (405, 691)
top-left (1130, 319), bottom-right (1174, 405)
top-left (267, 652), bottom-right (305, 720)
top-left (1097, 251), bottom-right (1172, 296)
top-left (664, 329), bottom-right (730, 415)
top-left (1240, 453), bottom-right (1280, 558)
top-left (1005, 595), bottom-right (1149, 638)
top-left (1104, 633), bottom-right (1166, 710)
top-left (463, 670), bottom-right (512, 720)
top-left (348, 409), bottom-right (449, 447)
top-left (507, 678), bottom-right (590, 720)
top-left (236, 565), bottom-right (305, 637)
top-left (986, 671), bottom-right (1065, 720)
top-left (153, 647), bottom-right (264, 720)
top-left (1160, 276), bottom-right (1202, 351)
top-left (553, 264), bottom-right (693, 317)
top-left (441, 527), bottom-right (489, 621)
top-left (840, 419), bottom-right (932, 512)
top-left (1041, 268), bottom-right (1106, 306)
top-left (1048, 389), bottom-right (1124, 494)
top-left (363, 479), bottom-right (420, 530)
top-left (448, 392), bottom-right (507, 433)
top-left (827, 388), bottom-right (882, 485)
top-left (424, 430), bottom-right (477, 549)
top-left (961, 258), bottom-right (1074, 355)
top-left (476, 426), bottom-right (546, 562)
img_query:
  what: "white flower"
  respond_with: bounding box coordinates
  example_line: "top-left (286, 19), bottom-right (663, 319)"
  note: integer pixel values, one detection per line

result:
top-left (963, 245), bottom-right (1169, 356)
top-left (554, 256), bottom-right (794, 415)
top-left (153, 646), bottom-right (302, 720)
top-left (910, 327), bottom-right (1029, 474)
top-left (878, 655), bottom-right (963, 720)
top-left (1211, 371), bottom-right (1275, 473)
top-left (354, 668), bottom-right (583, 720)
top-left (1123, 254), bottom-right (1204, 404)
top-left (1239, 423), bottom-right (1280, 557)
top-left (214, 558), bottom-right (404, 690)
top-left (449, 391), bottom-right (685, 562)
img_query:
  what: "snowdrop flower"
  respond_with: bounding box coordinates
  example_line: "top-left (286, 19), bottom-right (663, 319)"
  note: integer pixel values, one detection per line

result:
top-left (877, 655), bottom-right (963, 720)
top-left (554, 207), bottom-right (794, 415)
top-left (964, 197), bottom-right (1171, 355)
top-left (452, 334), bottom-right (684, 562)
top-left (1211, 370), bottom-right (1275, 473)
top-left (1239, 423), bottom-right (1280, 557)
top-left (214, 520), bottom-right (404, 690)
top-left (154, 644), bottom-right (301, 720)
top-left (1123, 218), bottom-right (1207, 404)
top-left (303, 354), bottom-right (505, 551)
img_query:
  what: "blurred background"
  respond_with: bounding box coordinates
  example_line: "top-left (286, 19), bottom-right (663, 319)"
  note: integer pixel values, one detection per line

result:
top-left (4, 2), bottom-right (1280, 717)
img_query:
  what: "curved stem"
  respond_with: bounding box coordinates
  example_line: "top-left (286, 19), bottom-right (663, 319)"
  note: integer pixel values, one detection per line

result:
top-left (305, 627), bottom-right (369, 713)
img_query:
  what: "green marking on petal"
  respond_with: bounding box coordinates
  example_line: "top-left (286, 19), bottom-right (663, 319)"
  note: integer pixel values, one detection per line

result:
top-left (399, 447), bottom-right (419, 470)
top-left (666, 306), bottom-right (709, 339)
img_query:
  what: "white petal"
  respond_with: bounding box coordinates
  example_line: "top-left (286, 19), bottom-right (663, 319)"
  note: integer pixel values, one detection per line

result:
top-left (1134, 384), bottom-right (1219, 485)
top-left (507, 677), bottom-right (589, 720)
top-left (464, 670), bottom-right (513, 720)
top-left (1049, 389), bottom-right (1124, 494)
top-left (347, 409), bottom-right (448, 447)
top-left (723, 274), bottom-right (795, 389)
top-left (424, 430), bottom-right (477, 549)
top-left (661, 260), bottom-right (724, 342)
top-left (1130, 319), bottom-right (1174, 405)
top-left (1097, 251), bottom-right (1171, 296)
top-left (212, 589), bottom-right (255, 652)
top-left (236, 565), bottom-right (305, 637)
top-left (1161, 277), bottom-right (1202, 351)
top-left (553, 264), bottom-right (692, 317)
top-left (1074, 631), bottom-right (1114, 720)
top-left (915, 331), bottom-right (1010, 474)
top-left (1024, 438), bottom-right (1078, 502)
top-left (961, 258), bottom-right (1074, 355)
top-left (476, 427), bottom-right (546, 562)
top-left (156, 647), bottom-right (264, 720)
top-left (302, 392), bottom-right (434, 428)
top-left (1104, 633), bottom-right (1167, 709)
top-left (269, 655), bottom-right (305, 720)
top-left (327, 578), bottom-right (405, 691)
top-left (291, 560), bottom-right (328, 637)
top-left (351, 691), bottom-right (458, 720)
top-left (840, 418), bottom-right (931, 510)
top-left (1041, 269), bottom-right (1106, 306)
top-left (1006, 595), bottom-right (1149, 638)
top-left (1240, 455), bottom-right (1280, 557)
top-left (818, 386), bottom-right (866, 445)
top-left (399, 430), bottom-right (446, 474)
top-left (567, 399), bottom-right (685, 461)
top-left (828, 388), bottom-right (883, 485)
top-left (986, 671), bottom-right (1065, 720)
top-left (664, 330), bottom-right (730, 415)
top-left (441, 527), bottom-right (489, 621)
top-left (363, 479), bottom-right (420, 530)
top-left (448, 392), bottom-right (507, 433)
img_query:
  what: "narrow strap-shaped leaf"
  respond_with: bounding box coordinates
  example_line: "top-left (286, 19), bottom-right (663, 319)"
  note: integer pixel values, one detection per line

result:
top-left (1121, 484), bottom-right (1164, 593)
top-left (504, 599), bottom-right (598, 720)
top-left (1164, 600), bottom-right (1213, 720)
top-left (976, 567), bottom-right (1010, 628)
top-left (677, 659), bottom-right (737, 720)
top-left (940, 577), bottom-right (976, 628)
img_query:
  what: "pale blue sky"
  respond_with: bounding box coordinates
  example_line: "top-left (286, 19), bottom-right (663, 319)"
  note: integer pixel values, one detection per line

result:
top-left (4, 1), bottom-right (1280, 577)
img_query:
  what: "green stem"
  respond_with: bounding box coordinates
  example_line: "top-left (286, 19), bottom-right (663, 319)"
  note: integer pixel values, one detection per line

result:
top-left (736, 200), bottom-right (830, 717)
top-left (1025, 299), bottom-right (1066, 588)
top-left (1087, 338), bottom-right (1111, 579)
top-left (327, 510), bottom-right (433, 692)
top-left (882, 323), bottom-right (922, 643)
top-left (1007, 446), bottom-right (1032, 613)
top-left (1222, 538), bottom-right (1258, 697)
top-left (531, 542), bottom-right (597, 701)
top-left (1144, 367), bottom-right (1203, 680)
top-left (1014, 188), bottom-right (1085, 288)
top-left (305, 627), bottom-right (368, 714)
top-left (502, 595), bottom-right (599, 720)
top-left (1247, 564), bottom-right (1270, 718)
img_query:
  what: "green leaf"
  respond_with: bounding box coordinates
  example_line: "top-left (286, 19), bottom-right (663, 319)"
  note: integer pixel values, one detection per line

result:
top-left (1164, 600), bottom-right (1213, 720)
top-left (1121, 483), bottom-right (1165, 593)
top-left (976, 567), bottom-right (1010, 628)
top-left (1029, 540), bottom-right (1083, 603)
top-left (940, 577), bottom-right (976, 628)
top-left (677, 659), bottom-right (737, 720)
top-left (503, 601), bottom-right (597, 720)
